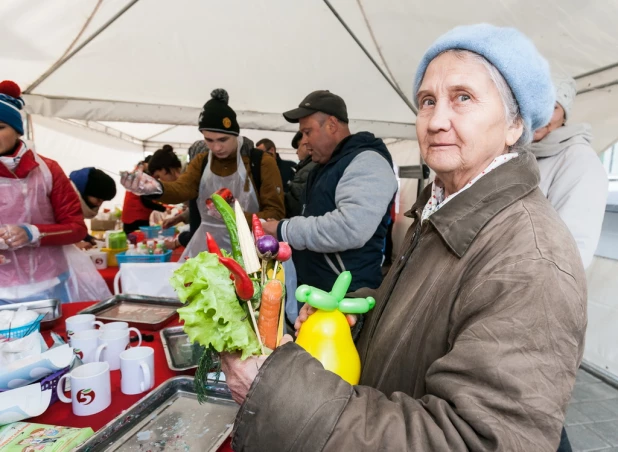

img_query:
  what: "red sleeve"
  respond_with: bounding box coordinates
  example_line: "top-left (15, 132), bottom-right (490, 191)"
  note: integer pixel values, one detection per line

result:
top-left (35, 156), bottom-right (88, 246)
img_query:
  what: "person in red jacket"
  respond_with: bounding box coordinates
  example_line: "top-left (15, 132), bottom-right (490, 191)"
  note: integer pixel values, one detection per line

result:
top-left (121, 156), bottom-right (166, 234)
top-left (0, 80), bottom-right (87, 304)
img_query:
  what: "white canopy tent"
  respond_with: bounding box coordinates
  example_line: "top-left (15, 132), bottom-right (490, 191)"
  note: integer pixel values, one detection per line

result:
top-left (2, 0), bottom-right (618, 379)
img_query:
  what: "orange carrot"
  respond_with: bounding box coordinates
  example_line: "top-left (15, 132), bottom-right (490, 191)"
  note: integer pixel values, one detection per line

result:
top-left (257, 279), bottom-right (283, 350)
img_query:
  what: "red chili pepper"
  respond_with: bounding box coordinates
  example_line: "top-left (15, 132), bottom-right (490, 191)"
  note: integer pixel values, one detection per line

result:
top-left (252, 214), bottom-right (265, 241)
top-left (206, 232), bottom-right (223, 257)
top-left (219, 256), bottom-right (254, 301)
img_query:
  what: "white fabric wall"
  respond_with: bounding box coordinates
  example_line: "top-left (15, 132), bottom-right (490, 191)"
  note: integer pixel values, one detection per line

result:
top-left (30, 115), bottom-right (144, 211)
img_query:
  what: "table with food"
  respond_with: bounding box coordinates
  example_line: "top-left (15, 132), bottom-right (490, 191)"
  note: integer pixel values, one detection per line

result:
top-left (0, 193), bottom-right (370, 451)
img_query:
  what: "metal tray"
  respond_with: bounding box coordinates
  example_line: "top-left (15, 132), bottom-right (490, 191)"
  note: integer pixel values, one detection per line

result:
top-left (0, 298), bottom-right (61, 330)
top-left (78, 294), bottom-right (182, 330)
top-left (160, 326), bottom-right (206, 371)
top-left (75, 376), bottom-right (237, 452)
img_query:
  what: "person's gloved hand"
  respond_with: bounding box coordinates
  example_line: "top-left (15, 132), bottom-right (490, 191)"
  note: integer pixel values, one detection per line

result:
top-left (120, 170), bottom-right (163, 196)
top-left (0, 224), bottom-right (37, 249)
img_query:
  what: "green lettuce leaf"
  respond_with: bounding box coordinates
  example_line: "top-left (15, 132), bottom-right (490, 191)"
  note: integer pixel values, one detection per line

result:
top-left (170, 252), bottom-right (261, 359)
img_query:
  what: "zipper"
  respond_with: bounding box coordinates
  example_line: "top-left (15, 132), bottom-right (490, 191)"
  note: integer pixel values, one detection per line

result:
top-left (360, 211), bottom-right (425, 363)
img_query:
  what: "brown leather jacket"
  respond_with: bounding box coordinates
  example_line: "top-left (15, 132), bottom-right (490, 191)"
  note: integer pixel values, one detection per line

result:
top-left (232, 151), bottom-right (587, 451)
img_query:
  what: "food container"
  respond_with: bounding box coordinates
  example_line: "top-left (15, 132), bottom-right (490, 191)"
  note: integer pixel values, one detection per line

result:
top-left (0, 299), bottom-right (61, 330)
top-left (101, 247), bottom-right (127, 267)
top-left (106, 231), bottom-right (127, 250)
top-left (160, 227), bottom-right (176, 237)
top-left (115, 249), bottom-right (172, 265)
top-left (75, 377), bottom-right (236, 452)
top-left (139, 225), bottom-right (161, 238)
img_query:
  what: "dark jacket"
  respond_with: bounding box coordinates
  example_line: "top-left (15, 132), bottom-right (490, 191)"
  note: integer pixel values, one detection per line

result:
top-left (282, 132), bottom-right (394, 293)
top-left (276, 154), bottom-right (297, 194)
top-left (233, 151), bottom-right (587, 451)
top-left (284, 156), bottom-right (318, 217)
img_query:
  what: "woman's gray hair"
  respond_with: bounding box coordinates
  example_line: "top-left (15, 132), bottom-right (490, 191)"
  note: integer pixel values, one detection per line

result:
top-left (446, 50), bottom-right (531, 148)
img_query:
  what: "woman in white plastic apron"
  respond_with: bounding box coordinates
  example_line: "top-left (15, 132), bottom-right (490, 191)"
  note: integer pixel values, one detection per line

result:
top-left (0, 80), bottom-right (102, 304)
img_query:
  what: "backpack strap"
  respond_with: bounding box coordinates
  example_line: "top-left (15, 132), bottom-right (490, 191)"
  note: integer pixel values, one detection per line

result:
top-left (249, 148), bottom-right (263, 194)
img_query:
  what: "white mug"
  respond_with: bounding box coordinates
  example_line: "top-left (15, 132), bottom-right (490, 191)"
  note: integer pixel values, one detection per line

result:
top-left (57, 361), bottom-right (111, 416)
top-left (71, 329), bottom-right (104, 364)
top-left (100, 322), bottom-right (142, 344)
top-left (119, 346), bottom-right (154, 395)
top-left (66, 314), bottom-right (103, 342)
top-left (96, 329), bottom-right (142, 371)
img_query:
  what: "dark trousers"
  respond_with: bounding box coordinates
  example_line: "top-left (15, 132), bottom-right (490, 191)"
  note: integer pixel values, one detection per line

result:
top-left (557, 427), bottom-right (572, 452)
top-left (123, 219), bottom-right (150, 234)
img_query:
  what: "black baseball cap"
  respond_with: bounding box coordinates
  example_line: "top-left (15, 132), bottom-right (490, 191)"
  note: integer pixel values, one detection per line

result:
top-left (283, 90), bottom-right (349, 124)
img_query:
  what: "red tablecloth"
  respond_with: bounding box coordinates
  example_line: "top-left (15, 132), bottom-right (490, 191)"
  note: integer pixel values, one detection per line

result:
top-left (98, 247), bottom-right (185, 292)
top-left (30, 301), bottom-right (233, 451)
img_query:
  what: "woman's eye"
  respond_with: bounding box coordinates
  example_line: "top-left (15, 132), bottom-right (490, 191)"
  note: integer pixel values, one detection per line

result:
top-left (457, 94), bottom-right (471, 102)
top-left (421, 98), bottom-right (435, 107)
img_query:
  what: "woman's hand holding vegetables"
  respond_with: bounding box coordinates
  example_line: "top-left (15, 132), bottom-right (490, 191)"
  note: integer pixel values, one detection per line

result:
top-left (120, 170), bottom-right (163, 196)
top-left (262, 220), bottom-right (279, 237)
top-left (221, 334), bottom-right (293, 405)
top-left (0, 224), bottom-right (31, 249)
top-left (294, 303), bottom-right (357, 337)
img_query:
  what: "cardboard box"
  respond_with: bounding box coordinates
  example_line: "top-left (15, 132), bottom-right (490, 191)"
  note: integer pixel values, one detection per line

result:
top-left (90, 219), bottom-right (117, 231)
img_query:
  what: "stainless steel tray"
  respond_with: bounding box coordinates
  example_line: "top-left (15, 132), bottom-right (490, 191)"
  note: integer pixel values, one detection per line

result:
top-left (78, 294), bottom-right (182, 330)
top-left (0, 298), bottom-right (61, 330)
top-left (160, 326), bottom-right (206, 371)
top-left (75, 376), bottom-right (237, 452)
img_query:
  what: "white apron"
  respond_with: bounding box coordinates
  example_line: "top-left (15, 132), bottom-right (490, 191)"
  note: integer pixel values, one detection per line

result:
top-left (182, 137), bottom-right (260, 259)
top-left (0, 147), bottom-right (111, 304)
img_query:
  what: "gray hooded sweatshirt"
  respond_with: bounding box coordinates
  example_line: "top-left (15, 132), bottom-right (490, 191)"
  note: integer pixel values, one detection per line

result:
top-left (530, 123), bottom-right (608, 268)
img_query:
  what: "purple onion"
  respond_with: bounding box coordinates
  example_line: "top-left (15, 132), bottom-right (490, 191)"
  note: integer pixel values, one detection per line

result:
top-left (256, 235), bottom-right (279, 260)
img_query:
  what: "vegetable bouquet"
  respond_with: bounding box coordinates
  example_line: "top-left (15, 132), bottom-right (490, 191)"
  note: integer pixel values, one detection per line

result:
top-left (170, 192), bottom-right (292, 401)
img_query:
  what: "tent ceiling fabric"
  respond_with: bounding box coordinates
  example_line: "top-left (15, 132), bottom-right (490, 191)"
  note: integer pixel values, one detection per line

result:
top-left (2, 0), bottom-right (617, 150)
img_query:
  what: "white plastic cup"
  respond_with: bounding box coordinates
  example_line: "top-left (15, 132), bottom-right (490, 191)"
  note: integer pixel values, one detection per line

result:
top-left (100, 322), bottom-right (142, 345)
top-left (66, 314), bottom-right (103, 343)
top-left (119, 346), bottom-right (154, 395)
top-left (70, 329), bottom-right (104, 364)
top-left (57, 361), bottom-right (111, 416)
top-left (96, 329), bottom-right (142, 371)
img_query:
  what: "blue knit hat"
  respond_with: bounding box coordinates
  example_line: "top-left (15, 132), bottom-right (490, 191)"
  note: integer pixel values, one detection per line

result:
top-left (413, 24), bottom-right (555, 143)
top-left (0, 81), bottom-right (25, 135)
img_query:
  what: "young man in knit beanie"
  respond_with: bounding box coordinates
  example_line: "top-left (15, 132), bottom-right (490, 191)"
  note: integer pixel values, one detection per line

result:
top-left (121, 89), bottom-right (285, 257)
top-left (530, 73), bottom-right (608, 269)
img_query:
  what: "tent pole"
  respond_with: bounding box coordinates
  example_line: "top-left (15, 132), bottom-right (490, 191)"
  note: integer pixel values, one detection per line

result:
top-left (574, 62), bottom-right (618, 80)
top-left (322, 0), bottom-right (417, 116)
top-left (323, 0), bottom-right (426, 193)
top-left (24, 0), bottom-right (142, 94)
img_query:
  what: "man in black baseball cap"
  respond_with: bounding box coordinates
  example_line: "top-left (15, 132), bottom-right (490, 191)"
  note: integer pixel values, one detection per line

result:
top-left (282, 90), bottom-right (349, 124)
top-left (263, 90), bottom-right (398, 296)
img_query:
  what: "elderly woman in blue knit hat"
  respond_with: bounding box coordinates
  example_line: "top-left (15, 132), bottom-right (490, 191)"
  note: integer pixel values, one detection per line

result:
top-left (223, 24), bottom-right (586, 451)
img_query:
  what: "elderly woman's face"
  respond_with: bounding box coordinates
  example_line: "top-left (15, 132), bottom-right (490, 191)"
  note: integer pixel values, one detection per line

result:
top-left (416, 52), bottom-right (522, 188)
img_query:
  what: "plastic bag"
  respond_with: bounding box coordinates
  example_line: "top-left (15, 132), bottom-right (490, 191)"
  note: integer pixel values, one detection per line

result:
top-left (63, 245), bottom-right (112, 302)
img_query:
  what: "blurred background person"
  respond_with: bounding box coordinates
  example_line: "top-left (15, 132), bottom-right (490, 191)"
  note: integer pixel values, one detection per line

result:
top-left (531, 74), bottom-right (609, 268)
top-left (69, 167), bottom-right (117, 249)
top-left (285, 131), bottom-right (316, 217)
top-left (256, 138), bottom-right (296, 193)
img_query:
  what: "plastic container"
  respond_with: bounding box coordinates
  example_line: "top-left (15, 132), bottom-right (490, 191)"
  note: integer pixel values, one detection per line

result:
top-left (101, 247), bottom-right (128, 267)
top-left (40, 366), bottom-right (71, 405)
top-left (0, 315), bottom-right (43, 340)
top-left (139, 226), bottom-right (161, 239)
top-left (108, 231), bottom-right (127, 250)
top-left (160, 227), bottom-right (176, 238)
top-left (116, 249), bottom-right (173, 265)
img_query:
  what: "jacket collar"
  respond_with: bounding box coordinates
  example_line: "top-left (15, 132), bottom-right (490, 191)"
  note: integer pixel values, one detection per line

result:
top-left (406, 151), bottom-right (540, 258)
top-left (0, 144), bottom-right (39, 179)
